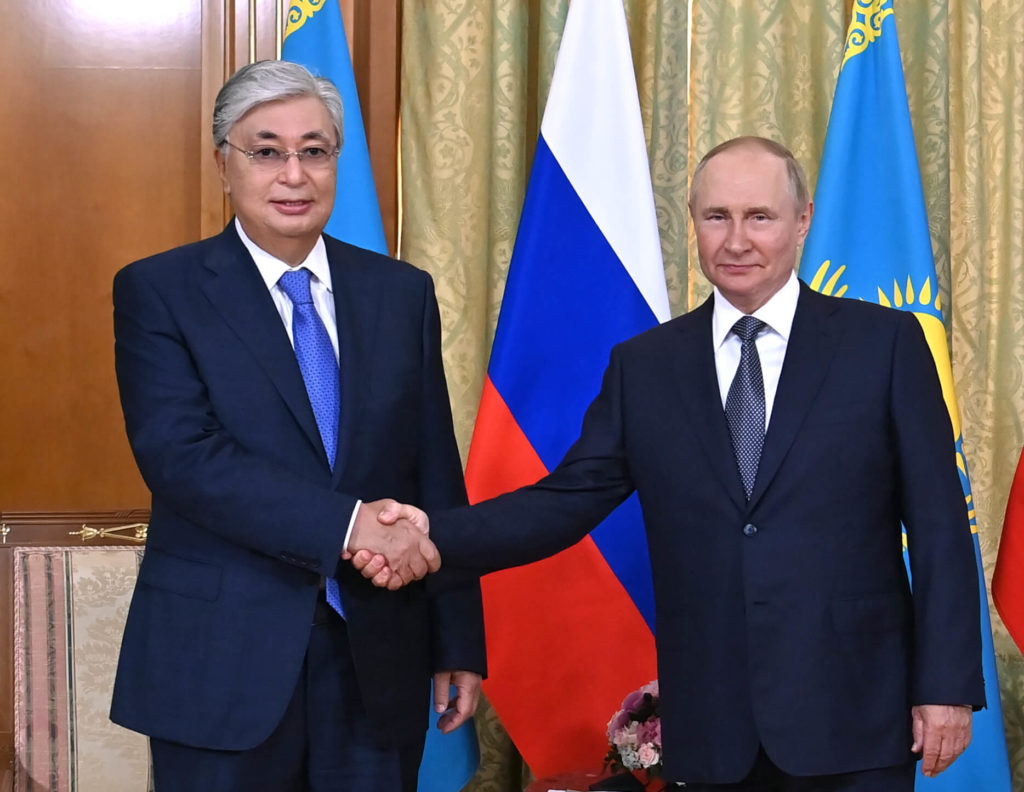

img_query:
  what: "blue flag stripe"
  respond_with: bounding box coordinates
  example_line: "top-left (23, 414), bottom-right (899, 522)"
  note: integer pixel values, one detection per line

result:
top-left (489, 136), bottom-right (659, 469)
top-left (589, 493), bottom-right (657, 629)
top-left (488, 136), bottom-right (659, 623)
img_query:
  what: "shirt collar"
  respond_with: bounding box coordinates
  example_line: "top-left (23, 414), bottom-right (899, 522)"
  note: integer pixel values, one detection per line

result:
top-left (712, 270), bottom-right (800, 349)
top-left (234, 217), bottom-right (333, 294)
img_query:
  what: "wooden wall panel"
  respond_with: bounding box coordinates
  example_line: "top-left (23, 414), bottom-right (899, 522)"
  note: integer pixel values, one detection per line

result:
top-left (0, 0), bottom-right (203, 511)
top-left (0, 0), bottom-right (401, 512)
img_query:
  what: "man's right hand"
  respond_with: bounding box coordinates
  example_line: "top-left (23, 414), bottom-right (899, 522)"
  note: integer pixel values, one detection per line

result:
top-left (346, 499), bottom-right (438, 590)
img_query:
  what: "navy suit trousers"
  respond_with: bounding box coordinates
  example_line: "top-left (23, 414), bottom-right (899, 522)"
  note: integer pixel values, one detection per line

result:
top-left (150, 603), bottom-right (425, 792)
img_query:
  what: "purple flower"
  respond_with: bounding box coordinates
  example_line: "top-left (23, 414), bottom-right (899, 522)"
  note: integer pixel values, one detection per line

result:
top-left (607, 707), bottom-right (630, 736)
top-left (622, 689), bottom-right (646, 713)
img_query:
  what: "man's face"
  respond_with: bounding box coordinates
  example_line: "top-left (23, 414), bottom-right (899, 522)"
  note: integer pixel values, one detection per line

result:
top-left (215, 95), bottom-right (337, 261)
top-left (691, 145), bottom-right (812, 314)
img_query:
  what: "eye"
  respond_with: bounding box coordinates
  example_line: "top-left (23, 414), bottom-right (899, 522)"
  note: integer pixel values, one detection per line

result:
top-left (300, 147), bottom-right (328, 160)
top-left (252, 147), bottom-right (283, 161)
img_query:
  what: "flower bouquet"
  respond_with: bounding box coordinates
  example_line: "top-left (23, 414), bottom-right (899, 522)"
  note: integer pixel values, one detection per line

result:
top-left (600, 680), bottom-right (667, 791)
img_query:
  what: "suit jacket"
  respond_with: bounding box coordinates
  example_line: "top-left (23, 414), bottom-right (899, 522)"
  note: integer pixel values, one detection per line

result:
top-left (110, 223), bottom-right (485, 751)
top-left (432, 283), bottom-right (983, 783)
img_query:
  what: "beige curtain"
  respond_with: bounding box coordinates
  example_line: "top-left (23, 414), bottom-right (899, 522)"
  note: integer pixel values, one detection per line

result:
top-left (401, 1), bottom-right (1024, 789)
top-left (951, 1), bottom-right (1024, 780)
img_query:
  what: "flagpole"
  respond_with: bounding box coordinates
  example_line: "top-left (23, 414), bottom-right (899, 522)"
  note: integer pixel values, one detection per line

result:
top-left (248, 0), bottom-right (257, 62)
top-left (275, 0), bottom-right (283, 59)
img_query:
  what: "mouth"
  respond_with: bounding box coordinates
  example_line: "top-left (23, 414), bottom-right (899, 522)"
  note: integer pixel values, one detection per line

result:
top-left (719, 262), bottom-right (758, 271)
top-left (271, 199), bottom-right (313, 215)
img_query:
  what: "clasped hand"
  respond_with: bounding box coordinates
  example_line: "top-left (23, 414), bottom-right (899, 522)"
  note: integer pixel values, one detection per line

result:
top-left (344, 499), bottom-right (434, 590)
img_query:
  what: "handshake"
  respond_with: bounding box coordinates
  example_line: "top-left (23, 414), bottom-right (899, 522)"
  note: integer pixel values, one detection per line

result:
top-left (343, 499), bottom-right (438, 590)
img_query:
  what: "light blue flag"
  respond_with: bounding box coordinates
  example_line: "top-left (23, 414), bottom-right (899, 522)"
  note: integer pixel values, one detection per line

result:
top-left (283, 0), bottom-right (387, 252)
top-left (799, 2), bottom-right (1011, 789)
top-left (283, 4), bottom-right (480, 790)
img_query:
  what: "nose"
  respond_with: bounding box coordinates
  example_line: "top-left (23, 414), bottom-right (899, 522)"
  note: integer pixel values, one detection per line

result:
top-left (724, 220), bottom-right (750, 253)
top-left (277, 153), bottom-right (307, 184)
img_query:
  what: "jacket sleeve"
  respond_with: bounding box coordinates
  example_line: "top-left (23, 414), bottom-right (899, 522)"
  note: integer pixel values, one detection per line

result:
top-left (892, 311), bottom-right (985, 708)
top-left (431, 344), bottom-right (636, 575)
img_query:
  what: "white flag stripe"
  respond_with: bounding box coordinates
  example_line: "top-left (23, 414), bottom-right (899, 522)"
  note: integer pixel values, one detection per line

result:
top-left (541, 0), bottom-right (670, 323)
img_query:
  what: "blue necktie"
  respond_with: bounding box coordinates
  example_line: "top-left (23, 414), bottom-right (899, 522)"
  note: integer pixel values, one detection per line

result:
top-left (278, 268), bottom-right (344, 616)
top-left (725, 316), bottom-right (767, 500)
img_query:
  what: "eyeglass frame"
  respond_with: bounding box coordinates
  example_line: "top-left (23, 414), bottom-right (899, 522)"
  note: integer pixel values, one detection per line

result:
top-left (223, 139), bottom-right (340, 168)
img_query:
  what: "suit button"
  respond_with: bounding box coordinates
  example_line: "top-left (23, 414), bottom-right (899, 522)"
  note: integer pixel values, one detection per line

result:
top-left (743, 523), bottom-right (757, 536)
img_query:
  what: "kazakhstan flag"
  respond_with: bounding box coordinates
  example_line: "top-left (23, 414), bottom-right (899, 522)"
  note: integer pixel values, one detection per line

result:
top-left (283, 4), bottom-right (480, 791)
top-left (283, 0), bottom-right (387, 253)
top-left (799, 1), bottom-right (1011, 789)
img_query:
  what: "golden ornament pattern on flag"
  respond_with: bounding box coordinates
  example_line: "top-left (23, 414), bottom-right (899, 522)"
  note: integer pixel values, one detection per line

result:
top-left (285, 0), bottom-right (327, 41)
top-left (842, 0), bottom-right (894, 69)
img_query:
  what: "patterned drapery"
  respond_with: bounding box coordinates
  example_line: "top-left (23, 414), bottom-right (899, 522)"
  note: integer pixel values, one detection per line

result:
top-left (401, 2), bottom-right (1024, 789)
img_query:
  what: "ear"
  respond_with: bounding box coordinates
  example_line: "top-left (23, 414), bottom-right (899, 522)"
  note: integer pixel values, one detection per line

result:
top-left (214, 147), bottom-right (230, 195)
top-left (797, 200), bottom-right (814, 241)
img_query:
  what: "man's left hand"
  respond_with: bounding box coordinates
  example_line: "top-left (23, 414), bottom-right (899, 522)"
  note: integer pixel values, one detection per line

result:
top-left (912, 704), bottom-right (973, 777)
top-left (433, 670), bottom-right (482, 734)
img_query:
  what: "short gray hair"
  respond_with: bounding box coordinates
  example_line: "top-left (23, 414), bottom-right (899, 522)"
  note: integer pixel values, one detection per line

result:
top-left (689, 136), bottom-right (809, 214)
top-left (213, 60), bottom-right (344, 153)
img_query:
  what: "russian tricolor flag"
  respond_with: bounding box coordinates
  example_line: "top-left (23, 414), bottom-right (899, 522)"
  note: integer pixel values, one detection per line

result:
top-left (465, 0), bottom-right (669, 776)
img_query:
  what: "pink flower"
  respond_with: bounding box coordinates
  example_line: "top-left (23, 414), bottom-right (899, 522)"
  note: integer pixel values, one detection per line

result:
top-left (612, 724), bottom-right (639, 749)
top-left (637, 743), bottom-right (659, 768)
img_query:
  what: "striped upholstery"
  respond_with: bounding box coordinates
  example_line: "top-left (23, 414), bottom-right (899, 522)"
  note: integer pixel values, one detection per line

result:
top-left (13, 547), bottom-right (151, 791)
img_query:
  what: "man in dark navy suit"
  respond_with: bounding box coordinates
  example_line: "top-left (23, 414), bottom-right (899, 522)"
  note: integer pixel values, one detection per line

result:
top-left (354, 137), bottom-right (983, 791)
top-left (110, 60), bottom-right (485, 792)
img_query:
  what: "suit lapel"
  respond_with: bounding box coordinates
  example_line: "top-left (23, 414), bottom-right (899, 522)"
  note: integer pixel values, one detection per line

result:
top-left (748, 283), bottom-right (839, 506)
top-left (326, 238), bottom-right (382, 484)
top-left (669, 299), bottom-right (747, 509)
top-left (199, 225), bottom-right (326, 461)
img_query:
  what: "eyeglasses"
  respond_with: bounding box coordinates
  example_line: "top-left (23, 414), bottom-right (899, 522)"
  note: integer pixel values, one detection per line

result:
top-left (224, 140), bottom-right (339, 169)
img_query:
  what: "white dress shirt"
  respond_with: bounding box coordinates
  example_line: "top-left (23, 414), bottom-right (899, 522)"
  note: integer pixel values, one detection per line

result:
top-left (236, 218), bottom-right (359, 551)
top-left (711, 270), bottom-right (800, 431)
top-left (236, 218), bottom-right (340, 361)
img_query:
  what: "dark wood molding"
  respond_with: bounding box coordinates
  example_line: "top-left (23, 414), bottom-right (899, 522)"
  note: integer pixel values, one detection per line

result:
top-left (352, 0), bottom-right (401, 255)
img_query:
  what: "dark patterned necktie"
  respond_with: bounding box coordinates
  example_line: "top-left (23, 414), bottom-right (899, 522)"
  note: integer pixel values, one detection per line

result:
top-left (278, 268), bottom-right (344, 616)
top-left (725, 316), bottom-right (766, 500)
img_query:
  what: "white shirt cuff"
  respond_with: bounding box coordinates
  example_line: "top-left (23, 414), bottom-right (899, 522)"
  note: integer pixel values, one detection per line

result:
top-left (342, 499), bottom-right (362, 554)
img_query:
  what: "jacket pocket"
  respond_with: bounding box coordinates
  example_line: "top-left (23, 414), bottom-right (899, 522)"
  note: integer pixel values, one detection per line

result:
top-left (831, 591), bottom-right (907, 633)
top-left (138, 548), bottom-right (222, 602)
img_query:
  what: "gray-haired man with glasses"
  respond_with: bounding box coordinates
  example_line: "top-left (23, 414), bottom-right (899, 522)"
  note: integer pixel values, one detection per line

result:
top-left (109, 59), bottom-right (485, 791)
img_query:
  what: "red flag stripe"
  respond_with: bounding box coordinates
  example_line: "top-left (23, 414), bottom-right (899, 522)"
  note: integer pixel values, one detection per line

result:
top-left (994, 449), bottom-right (1024, 652)
top-left (468, 376), bottom-right (657, 775)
